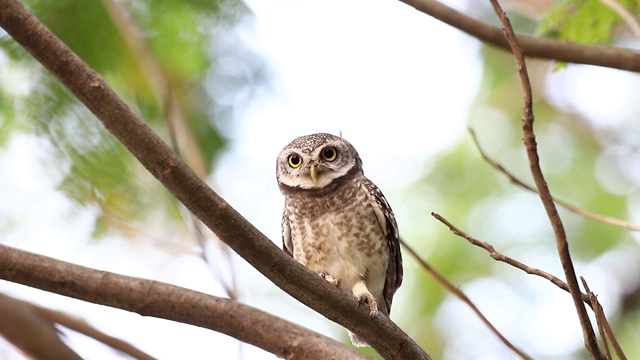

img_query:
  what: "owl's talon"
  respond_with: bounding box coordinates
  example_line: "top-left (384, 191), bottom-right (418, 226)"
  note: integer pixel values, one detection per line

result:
top-left (353, 281), bottom-right (378, 318)
top-left (358, 293), bottom-right (378, 318)
top-left (319, 273), bottom-right (342, 287)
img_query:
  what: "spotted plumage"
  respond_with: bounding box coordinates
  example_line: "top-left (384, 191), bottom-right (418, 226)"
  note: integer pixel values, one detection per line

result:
top-left (276, 133), bottom-right (403, 347)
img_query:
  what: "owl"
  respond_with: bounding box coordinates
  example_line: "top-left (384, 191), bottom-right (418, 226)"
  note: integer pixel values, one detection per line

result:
top-left (276, 133), bottom-right (403, 347)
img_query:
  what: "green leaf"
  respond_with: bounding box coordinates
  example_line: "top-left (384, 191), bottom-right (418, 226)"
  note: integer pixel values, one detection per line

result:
top-left (539, 0), bottom-right (639, 44)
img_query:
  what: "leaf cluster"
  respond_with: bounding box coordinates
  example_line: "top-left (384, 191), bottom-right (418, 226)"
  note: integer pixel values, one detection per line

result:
top-left (539, 0), bottom-right (639, 44)
top-left (0, 0), bottom-right (266, 238)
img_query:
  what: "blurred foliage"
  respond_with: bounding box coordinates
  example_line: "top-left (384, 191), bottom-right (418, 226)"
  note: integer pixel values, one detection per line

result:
top-left (539, 0), bottom-right (639, 43)
top-left (402, 3), bottom-right (640, 358)
top-left (0, 0), bottom-right (268, 238)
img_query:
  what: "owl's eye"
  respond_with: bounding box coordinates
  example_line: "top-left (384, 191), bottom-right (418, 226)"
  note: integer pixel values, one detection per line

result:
top-left (321, 147), bottom-right (337, 162)
top-left (288, 154), bottom-right (302, 168)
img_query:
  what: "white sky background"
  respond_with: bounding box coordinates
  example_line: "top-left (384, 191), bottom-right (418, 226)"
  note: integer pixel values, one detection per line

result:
top-left (1, 0), bottom-right (639, 359)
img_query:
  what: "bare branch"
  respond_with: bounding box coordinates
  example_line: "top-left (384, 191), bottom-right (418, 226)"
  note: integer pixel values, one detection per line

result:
top-left (0, 1), bottom-right (429, 358)
top-left (581, 278), bottom-right (627, 360)
top-left (487, 2), bottom-right (602, 357)
top-left (431, 212), bottom-right (629, 359)
top-left (469, 128), bottom-right (640, 232)
top-left (188, 216), bottom-right (238, 300)
top-left (431, 212), bottom-right (592, 306)
top-left (398, 0), bottom-right (640, 72)
top-left (0, 293), bottom-right (82, 360)
top-left (30, 303), bottom-right (156, 360)
top-left (401, 240), bottom-right (532, 360)
top-left (102, 0), bottom-right (238, 300)
top-left (0, 244), bottom-right (371, 360)
top-left (582, 280), bottom-right (612, 360)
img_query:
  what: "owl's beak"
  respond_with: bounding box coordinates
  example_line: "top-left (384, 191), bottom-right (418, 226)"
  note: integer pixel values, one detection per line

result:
top-left (310, 165), bottom-right (319, 183)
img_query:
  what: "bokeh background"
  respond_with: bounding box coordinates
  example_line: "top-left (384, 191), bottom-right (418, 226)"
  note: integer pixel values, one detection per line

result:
top-left (1, 0), bottom-right (640, 358)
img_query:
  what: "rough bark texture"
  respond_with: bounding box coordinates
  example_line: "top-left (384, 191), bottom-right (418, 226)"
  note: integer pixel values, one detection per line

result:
top-left (0, 244), bottom-right (370, 360)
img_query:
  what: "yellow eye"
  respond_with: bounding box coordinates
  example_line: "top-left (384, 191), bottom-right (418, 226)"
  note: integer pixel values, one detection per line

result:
top-left (288, 154), bottom-right (302, 168)
top-left (321, 147), bottom-right (337, 161)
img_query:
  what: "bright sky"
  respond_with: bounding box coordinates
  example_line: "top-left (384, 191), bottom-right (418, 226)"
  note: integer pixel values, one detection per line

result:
top-left (2, 0), bottom-right (639, 359)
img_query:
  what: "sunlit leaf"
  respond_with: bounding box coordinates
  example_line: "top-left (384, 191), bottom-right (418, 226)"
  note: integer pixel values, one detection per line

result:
top-left (539, 0), bottom-right (639, 44)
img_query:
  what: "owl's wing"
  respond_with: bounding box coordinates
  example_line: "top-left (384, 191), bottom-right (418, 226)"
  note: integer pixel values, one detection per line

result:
top-left (363, 178), bottom-right (404, 315)
top-left (282, 208), bottom-right (293, 257)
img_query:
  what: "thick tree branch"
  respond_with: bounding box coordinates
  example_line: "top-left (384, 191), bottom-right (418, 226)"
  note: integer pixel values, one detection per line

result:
top-left (0, 244), bottom-right (370, 360)
top-left (0, 1), bottom-right (429, 358)
top-left (398, 0), bottom-right (640, 72)
top-left (488, 1), bottom-right (603, 358)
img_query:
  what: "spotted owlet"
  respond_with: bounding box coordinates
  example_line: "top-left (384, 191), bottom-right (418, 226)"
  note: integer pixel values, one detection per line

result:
top-left (276, 133), bottom-right (403, 347)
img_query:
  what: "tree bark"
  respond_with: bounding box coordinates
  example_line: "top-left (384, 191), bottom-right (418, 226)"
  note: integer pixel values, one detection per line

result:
top-left (0, 244), bottom-right (370, 360)
top-left (399, 0), bottom-right (640, 72)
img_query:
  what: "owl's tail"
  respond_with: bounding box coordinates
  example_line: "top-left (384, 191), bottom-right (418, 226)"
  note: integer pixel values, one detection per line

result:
top-left (348, 331), bottom-right (369, 347)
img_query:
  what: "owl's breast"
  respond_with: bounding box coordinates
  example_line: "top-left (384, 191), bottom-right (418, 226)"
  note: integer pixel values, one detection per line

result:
top-left (285, 185), bottom-right (389, 289)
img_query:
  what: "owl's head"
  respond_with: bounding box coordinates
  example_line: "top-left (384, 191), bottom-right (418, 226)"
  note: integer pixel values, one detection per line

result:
top-left (276, 133), bottom-right (363, 190)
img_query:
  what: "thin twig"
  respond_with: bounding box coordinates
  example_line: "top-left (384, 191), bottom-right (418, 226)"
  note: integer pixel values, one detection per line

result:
top-left (0, 293), bottom-right (82, 360)
top-left (187, 215), bottom-right (238, 300)
top-left (469, 128), bottom-right (640, 232)
top-left (30, 303), bottom-right (156, 360)
top-left (102, 0), bottom-right (238, 300)
top-left (488, 1), bottom-right (603, 358)
top-left (432, 213), bottom-right (629, 359)
top-left (581, 278), bottom-right (627, 360)
top-left (581, 278), bottom-right (612, 360)
top-left (598, 0), bottom-right (640, 39)
top-left (401, 239), bottom-right (532, 360)
top-left (431, 212), bottom-right (591, 306)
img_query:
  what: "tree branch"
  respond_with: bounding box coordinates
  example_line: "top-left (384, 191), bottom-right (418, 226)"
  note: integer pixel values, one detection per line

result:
top-left (398, 0), bottom-right (640, 73)
top-left (30, 301), bottom-right (156, 360)
top-left (488, 1), bottom-right (603, 358)
top-left (469, 128), bottom-right (640, 232)
top-left (3, 296), bottom-right (157, 360)
top-left (0, 244), bottom-right (370, 360)
top-left (432, 213), bottom-right (628, 359)
top-left (0, 1), bottom-right (429, 358)
top-left (0, 293), bottom-right (82, 360)
top-left (431, 212), bottom-right (592, 306)
top-left (401, 240), bottom-right (532, 360)
top-left (581, 278), bottom-right (627, 360)
top-left (101, 0), bottom-right (239, 301)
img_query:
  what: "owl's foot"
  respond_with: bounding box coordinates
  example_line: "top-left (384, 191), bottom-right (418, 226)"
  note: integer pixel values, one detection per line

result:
top-left (319, 272), bottom-right (342, 287)
top-left (358, 293), bottom-right (378, 318)
top-left (353, 281), bottom-right (378, 318)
